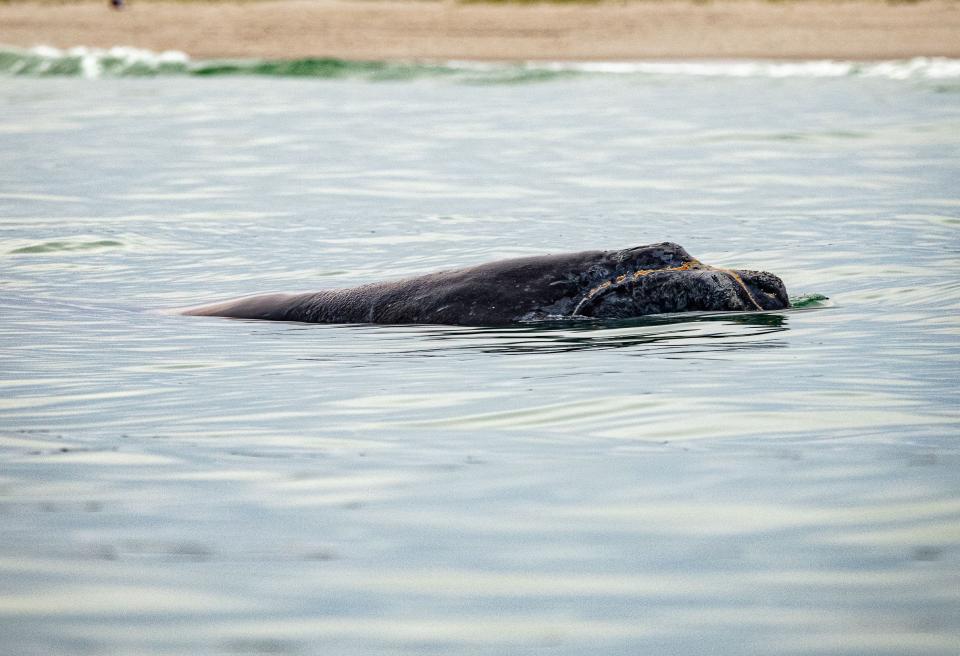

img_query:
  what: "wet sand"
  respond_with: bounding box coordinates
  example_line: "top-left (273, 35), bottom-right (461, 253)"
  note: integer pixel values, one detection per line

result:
top-left (1, 0), bottom-right (959, 61)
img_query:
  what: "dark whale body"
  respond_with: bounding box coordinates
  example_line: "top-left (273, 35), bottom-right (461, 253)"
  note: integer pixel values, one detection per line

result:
top-left (181, 242), bottom-right (789, 326)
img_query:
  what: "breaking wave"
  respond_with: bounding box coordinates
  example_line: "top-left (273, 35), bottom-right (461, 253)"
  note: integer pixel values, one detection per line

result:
top-left (2, 45), bottom-right (960, 81)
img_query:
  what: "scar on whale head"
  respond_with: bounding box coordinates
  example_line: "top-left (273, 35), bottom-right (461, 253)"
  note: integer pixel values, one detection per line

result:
top-left (179, 242), bottom-right (789, 326)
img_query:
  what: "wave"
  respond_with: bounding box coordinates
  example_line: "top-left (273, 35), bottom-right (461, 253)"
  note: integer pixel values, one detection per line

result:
top-left (2, 45), bottom-right (960, 81)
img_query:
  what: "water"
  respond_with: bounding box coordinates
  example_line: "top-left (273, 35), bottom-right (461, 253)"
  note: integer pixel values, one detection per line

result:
top-left (1, 52), bottom-right (959, 655)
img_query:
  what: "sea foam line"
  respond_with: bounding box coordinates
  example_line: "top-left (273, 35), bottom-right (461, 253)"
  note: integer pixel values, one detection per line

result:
top-left (455, 58), bottom-right (960, 80)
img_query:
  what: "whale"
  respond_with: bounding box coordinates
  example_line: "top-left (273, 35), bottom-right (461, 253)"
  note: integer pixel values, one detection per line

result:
top-left (179, 242), bottom-right (789, 326)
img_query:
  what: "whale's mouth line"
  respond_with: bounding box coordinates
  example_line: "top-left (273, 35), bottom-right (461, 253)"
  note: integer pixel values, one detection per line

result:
top-left (571, 259), bottom-right (762, 316)
top-left (718, 268), bottom-right (764, 311)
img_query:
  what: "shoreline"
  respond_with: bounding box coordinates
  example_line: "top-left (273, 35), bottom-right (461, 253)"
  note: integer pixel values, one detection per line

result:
top-left (1, 1), bottom-right (960, 62)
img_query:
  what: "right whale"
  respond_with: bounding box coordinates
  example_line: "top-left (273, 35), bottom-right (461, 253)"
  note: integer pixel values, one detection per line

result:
top-left (179, 242), bottom-right (789, 326)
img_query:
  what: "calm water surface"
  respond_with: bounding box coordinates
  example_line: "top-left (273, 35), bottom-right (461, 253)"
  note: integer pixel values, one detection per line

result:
top-left (1, 65), bottom-right (959, 655)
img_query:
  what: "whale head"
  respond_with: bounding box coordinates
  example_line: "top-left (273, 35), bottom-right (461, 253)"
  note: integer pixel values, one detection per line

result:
top-left (525, 242), bottom-right (790, 321)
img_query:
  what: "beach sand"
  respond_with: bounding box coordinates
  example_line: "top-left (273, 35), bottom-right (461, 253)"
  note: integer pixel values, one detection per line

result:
top-left (1, 0), bottom-right (959, 61)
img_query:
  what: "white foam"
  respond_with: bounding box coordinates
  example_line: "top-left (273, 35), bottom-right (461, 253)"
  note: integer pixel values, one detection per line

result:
top-left (477, 57), bottom-right (960, 80)
top-left (5, 45), bottom-right (191, 78)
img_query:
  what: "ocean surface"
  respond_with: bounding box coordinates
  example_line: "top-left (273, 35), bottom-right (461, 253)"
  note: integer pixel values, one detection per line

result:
top-left (1, 47), bottom-right (959, 655)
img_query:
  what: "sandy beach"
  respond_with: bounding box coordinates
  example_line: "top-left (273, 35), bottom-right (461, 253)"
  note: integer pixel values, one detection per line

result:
top-left (1, 0), bottom-right (959, 61)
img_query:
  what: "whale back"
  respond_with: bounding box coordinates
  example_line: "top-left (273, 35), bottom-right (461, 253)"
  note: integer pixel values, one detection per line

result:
top-left (281, 242), bottom-right (700, 324)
